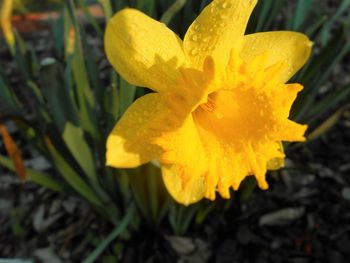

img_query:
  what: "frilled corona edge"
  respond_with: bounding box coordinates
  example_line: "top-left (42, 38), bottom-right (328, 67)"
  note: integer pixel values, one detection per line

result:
top-left (104, 0), bottom-right (312, 205)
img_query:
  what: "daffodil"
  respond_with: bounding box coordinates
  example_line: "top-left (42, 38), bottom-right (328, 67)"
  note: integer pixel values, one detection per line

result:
top-left (105, 0), bottom-right (312, 205)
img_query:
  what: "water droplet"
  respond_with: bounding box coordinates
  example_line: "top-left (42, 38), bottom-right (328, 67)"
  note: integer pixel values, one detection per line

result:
top-left (191, 34), bottom-right (198, 42)
top-left (220, 14), bottom-right (229, 20)
top-left (220, 2), bottom-right (232, 9)
top-left (219, 22), bottom-right (226, 28)
top-left (194, 24), bottom-right (200, 31)
top-left (190, 48), bottom-right (199, 56)
top-left (206, 45), bottom-right (214, 51)
top-left (243, 0), bottom-right (254, 7)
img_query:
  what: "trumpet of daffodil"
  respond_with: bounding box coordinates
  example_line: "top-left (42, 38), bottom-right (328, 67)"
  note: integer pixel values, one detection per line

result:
top-left (105, 0), bottom-right (312, 205)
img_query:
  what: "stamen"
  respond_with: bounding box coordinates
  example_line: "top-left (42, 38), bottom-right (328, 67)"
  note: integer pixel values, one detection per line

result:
top-left (200, 96), bottom-right (216, 112)
top-left (199, 96), bottom-right (224, 119)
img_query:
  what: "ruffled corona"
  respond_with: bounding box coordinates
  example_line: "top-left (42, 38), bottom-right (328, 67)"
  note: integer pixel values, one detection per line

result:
top-left (154, 51), bottom-right (306, 203)
top-left (105, 0), bottom-right (312, 205)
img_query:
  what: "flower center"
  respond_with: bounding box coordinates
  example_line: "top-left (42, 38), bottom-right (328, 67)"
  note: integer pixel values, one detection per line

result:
top-left (193, 84), bottom-right (275, 145)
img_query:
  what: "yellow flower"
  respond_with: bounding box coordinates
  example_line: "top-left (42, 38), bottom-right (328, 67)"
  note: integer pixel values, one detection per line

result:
top-left (105, 0), bottom-right (312, 205)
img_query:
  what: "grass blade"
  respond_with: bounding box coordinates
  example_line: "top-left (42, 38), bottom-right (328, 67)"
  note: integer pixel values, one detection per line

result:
top-left (290, 0), bottom-right (313, 30)
top-left (305, 83), bottom-right (350, 121)
top-left (82, 205), bottom-right (135, 263)
top-left (45, 138), bottom-right (102, 207)
top-left (97, 0), bottom-right (113, 20)
top-left (0, 154), bottom-right (65, 192)
top-left (0, 68), bottom-right (20, 114)
top-left (137, 0), bottom-right (156, 16)
top-left (119, 77), bottom-right (136, 115)
top-left (307, 105), bottom-right (349, 141)
top-left (160, 0), bottom-right (187, 25)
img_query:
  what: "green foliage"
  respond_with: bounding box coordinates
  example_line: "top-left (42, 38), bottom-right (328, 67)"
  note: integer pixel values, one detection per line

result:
top-left (1, 0), bottom-right (350, 260)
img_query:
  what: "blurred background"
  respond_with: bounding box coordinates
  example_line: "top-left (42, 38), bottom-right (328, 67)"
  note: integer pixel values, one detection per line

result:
top-left (0, 0), bottom-right (350, 262)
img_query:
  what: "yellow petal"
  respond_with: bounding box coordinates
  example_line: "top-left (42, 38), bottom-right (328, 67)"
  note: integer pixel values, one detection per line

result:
top-left (183, 0), bottom-right (257, 69)
top-left (105, 8), bottom-right (186, 92)
top-left (157, 116), bottom-right (209, 205)
top-left (162, 164), bottom-right (206, 206)
top-left (273, 83), bottom-right (304, 119)
top-left (277, 120), bottom-right (307, 142)
top-left (106, 93), bottom-right (166, 168)
top-left (241, 31), bottom-right (312, 82)
top-left (266, 142), bottom-right (285, 170)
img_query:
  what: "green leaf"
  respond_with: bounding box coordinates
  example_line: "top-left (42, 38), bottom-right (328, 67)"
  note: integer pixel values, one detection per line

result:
top-left (128, 164), bottom-right (170, 224)
top-left (0, 154), bottom-right (65, 192)
top-left (82, 205), bottom-right (135, 263)
top-left (13, 31), bottom-right (31, 82)
top-left (319, 0), bottom-right (350, 46)
top-left (76, 0), bottom-right (103, 36)
top-left (62, 122), bottom-right (97, 182)
top-left (46, 140), bottom-right (103, 207)
top-left (64, 2), bottom-right (98, 139)
top-left (305, 83), bottom-right (350, 121)
top-left (40, 58), bottom-right (79, 129)
top-left (195, 202), bottom-right (215, 225)
top-left (83, 32), bottom-right (104, 111)
top-left (105, 71), bottom-right (119, 131)
top-left (290, 0), bottom-right (313, 30)
top-left (305, 15), bottom-right (328, 37)
top-left (119, 77), bottom-right (136, 116)
top-left (307, 105), bottom-right (348, 141)
top-left (160, 0), bottom-right (187, 25)
top-left (97, 0), bottom-right (113, 20)
top-left (169, 202), bottom-right (198, 235)
top-left (238, 176), bottom-right (257, 202)
top-left (51, 14), bottom-right (65, 58)
top-left (247, 0), bottom-right (284, 33)
top-left (137, 0), bottom-right (156, 16)
top-left (255, 0), bottom-right (273, 32)
top-left (292, 25), bottom-right (349, 121)
top-left (0, 69), bottom-right (21, 114)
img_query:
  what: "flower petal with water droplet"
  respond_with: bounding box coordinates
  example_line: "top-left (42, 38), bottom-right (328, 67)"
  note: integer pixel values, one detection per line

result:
top-left (105, 8), bottom-right (186, 92)
top-left (183, 0), bottom-right (257, 69)
top-left (241, 31), bottom-right (312, 83)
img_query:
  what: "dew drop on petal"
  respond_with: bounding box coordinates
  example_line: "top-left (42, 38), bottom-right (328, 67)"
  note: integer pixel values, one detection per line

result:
top-left (243, 0), bottom-right (254, 7)
top-left (191, 34), bottom-right (198, 42)
top-left (220, 14), bottom-right (229, 20)
top-left (190, 48), bottom-right (199, 56)
top-left (220, 1), bottom-right (232, 9)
